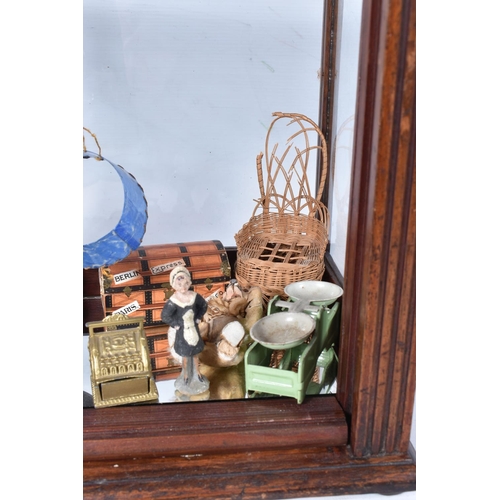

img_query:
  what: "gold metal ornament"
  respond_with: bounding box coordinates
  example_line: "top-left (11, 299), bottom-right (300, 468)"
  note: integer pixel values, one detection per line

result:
top-left (204, 277), bottom-right (213, 291)
top-left (87, 314), bottom-right (159, 408)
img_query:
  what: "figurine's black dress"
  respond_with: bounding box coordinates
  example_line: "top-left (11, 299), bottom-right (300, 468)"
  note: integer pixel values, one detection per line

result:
top-left (161, 293), bottom-right (208, 357)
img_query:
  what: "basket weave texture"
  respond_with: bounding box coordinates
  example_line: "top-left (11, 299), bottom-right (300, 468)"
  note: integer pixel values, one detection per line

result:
top-left (235, 112), bottom-right (330, 301)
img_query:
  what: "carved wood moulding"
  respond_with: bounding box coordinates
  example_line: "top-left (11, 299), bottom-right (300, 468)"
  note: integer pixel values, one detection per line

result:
top-left (336, 0), bottom-right (416, 458)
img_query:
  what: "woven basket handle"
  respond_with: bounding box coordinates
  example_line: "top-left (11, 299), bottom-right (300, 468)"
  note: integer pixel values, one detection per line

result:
top-left (256, 151), bottom-right (265, 201)
top-left (255, 112), bottom-right (328, 214)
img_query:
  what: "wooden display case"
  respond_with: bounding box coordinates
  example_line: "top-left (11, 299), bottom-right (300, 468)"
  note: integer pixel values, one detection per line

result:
top-left (83, 0), bottom-right (416, 497)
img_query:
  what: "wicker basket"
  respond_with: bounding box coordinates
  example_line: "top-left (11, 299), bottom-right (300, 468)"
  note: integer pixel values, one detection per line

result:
top-left (235, 112), bottom-right (330, 302)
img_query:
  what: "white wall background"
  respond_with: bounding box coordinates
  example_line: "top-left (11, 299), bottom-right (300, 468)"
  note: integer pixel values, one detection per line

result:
top-left (84, 0), bottom-right (324, 248)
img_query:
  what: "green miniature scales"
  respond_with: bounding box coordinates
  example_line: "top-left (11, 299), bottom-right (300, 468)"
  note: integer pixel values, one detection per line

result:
top-left (244, 295), bottom-right (340, 404)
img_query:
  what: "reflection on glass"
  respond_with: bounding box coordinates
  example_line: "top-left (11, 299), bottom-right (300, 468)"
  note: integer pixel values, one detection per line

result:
top-left (83, 0), bottom-right (332, 405)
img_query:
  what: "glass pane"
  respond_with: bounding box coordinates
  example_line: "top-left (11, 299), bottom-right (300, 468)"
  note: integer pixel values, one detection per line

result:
top-left (83, 0), bottom-right (335, 406)
top-left (327, 0), bottom-right (363, 275)
top-left (84, 0), bottom-right (324, 248)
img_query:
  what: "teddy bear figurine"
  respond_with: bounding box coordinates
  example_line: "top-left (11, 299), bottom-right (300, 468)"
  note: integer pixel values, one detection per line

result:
top-left (197, 280), bottom-right (263, 368)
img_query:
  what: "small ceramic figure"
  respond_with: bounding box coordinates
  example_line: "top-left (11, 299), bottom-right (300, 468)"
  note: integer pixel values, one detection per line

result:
top-left (198, 280), bottom-right (263, 367)
top-left (161, 265), bottom-right (209, 395)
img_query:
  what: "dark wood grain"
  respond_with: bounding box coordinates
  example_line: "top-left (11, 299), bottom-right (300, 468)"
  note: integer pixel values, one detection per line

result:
top-left (83, 268), bottom-right (103, 333)
top-left (84, 267), bottom-right (101, 297)
top-left (84, 395), bottom-right (348, 461)
top-left (335, 0), bottom-right (416, 458)
top-left (84, 446), bottom-right (415, 499)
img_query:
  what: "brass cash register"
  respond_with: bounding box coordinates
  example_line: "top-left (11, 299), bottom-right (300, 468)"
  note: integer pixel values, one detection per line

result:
top-left (87, 315), bottom-right (159, 408)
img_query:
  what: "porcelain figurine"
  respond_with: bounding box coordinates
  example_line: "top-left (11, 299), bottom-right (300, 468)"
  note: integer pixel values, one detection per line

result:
top-left (161, 265), bottom-right (209, 395)
top-left (198, 280), bottom-right (264, 367)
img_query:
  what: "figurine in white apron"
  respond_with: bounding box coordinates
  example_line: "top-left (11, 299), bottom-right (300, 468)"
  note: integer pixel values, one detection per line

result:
top-left (161, 265), bottom-right (209, 395)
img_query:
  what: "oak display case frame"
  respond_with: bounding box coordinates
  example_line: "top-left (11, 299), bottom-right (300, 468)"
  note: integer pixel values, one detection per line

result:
top-left (83, 0), bottom-right (416, 497)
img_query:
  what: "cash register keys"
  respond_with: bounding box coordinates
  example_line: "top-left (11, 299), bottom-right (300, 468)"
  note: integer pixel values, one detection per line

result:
top-left (87, 314), bottom-right (159, 408)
